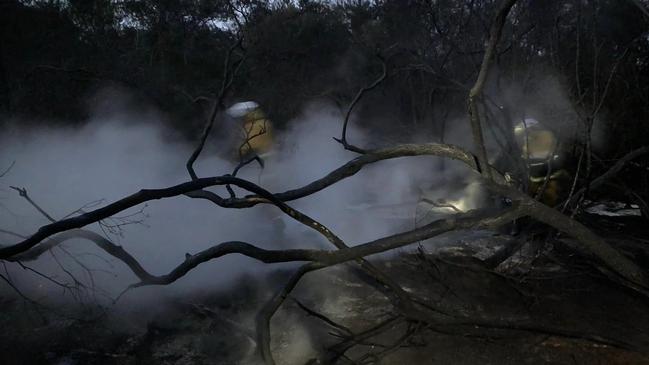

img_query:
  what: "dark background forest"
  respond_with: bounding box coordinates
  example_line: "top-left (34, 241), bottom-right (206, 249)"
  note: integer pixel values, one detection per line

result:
top-left (0, 1), bottom-right (646, 139)
top-left (2, 0), bottom-right (649, 199)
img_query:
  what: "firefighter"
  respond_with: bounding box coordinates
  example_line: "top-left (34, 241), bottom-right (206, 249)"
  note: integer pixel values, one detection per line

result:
top-left (225, 101), bottom-right (274, 162)
top-left (224, 101), bottom-right (286, 242)
top-left (512, 118), bottom-right (571, 207)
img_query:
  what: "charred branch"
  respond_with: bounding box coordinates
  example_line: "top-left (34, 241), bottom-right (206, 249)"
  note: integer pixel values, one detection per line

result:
top-left (467, 0), bottom-right (519, 179)
top-left (335, 54), bottom-right (387, 154)
top-left (186, 37), bottom-right (245, 181)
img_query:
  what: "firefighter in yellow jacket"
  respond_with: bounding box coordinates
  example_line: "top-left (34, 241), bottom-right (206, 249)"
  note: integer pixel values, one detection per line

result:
top-left (226, 101), bottom-right (274, 162)
top-left (512, 117), bottom-right (571, 207)
top-left (225, 101), bottom-right (287, 239)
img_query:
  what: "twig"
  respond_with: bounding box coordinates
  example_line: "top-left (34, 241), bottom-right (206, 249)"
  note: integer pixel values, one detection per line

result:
top-left (356, 322), bottom-right (419, 364)
top-left (0, 228), bottom-right (27, 239)
top-left (257, 263), bottom-right (322, 365)
top-left (10, 186), bottom-right (56, 222)
top-left (61, 199), bottom-right (105, 220)
top-left (186, 37), bottom-right (245, 181)
top-left (562, 146), bottom-right (649, 209)
top-left (562, 147), bottom-right (584, 214)
top-left (0, 161), bottom-right (14, 178)
top-left (0, 271), bottom-right (40, 306)
top-left (291, 297), bottom-right (353, 336)
top-left (49, 249), bottom-right (86, 297)
top-left (334, 54), bottom-right (388, 154)
top-left (233, 155), bottom-right (264, 177)
top-left (420, 198), bottom-right (462, 213)
top-left (326, 315), bottom-right (405, 363)
top-left (16, 260), bottom-right (78, 294)
top-left (1, 260), bottom-right (13, 284)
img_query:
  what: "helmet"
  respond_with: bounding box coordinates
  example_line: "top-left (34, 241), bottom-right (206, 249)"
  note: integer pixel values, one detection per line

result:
top-left (226, 101), bottom-right (273, 159)
top-left (513, 118), bottom-right (557, 161)
top-left (226, 101), bottom-right (260, 118)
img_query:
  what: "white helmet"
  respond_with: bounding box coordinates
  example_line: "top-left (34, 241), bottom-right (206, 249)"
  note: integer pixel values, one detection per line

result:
top-left (226, 101), bottom-right (259, 118)
top-left (513, 117), bottom-right (558, 161)
top-left (513, 117), bottom-right (541, 137)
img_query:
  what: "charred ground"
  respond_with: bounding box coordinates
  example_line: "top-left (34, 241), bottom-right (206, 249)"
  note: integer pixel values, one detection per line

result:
top-left (1, 211), bottom-right (649, 364)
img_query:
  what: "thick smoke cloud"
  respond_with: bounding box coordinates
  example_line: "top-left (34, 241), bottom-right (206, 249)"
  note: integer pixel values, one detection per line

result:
top-left (0, 100), bottom-right (449, 304)
top-left (0, 69), bottom-right (590, 306)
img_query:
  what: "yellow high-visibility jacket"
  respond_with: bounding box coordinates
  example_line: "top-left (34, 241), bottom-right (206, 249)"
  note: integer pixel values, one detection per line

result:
top-left (513, 119), bottom-right (571, 206)
top-left (237, 108), bottom-right (274, 158)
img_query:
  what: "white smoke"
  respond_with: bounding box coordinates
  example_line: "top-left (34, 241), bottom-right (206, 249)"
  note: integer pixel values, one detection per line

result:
top-left (0, 100), bottom-right (446, 304)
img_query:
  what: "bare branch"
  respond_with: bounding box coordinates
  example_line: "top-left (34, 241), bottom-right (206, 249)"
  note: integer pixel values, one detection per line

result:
top-left (186, 37), bottom-right (245, 181)
top-left (325, 315), bottom-right (405, 363)
top-left (10, 186), bottom-right (56, 222)
top-left (232, 155), bottom-right (264, 177)
top-left (335, 55), bottom-right (388, 154)
top-left (222, 143), bottom-right (494, 209)
top-left (486, 182), bottom-right (649, 290)
top-left (0, 271), bottom-right (40, 306)
top-left (16, 259), bottom-right (80, 295)
top-left (4, 141), bottom-right (645, 290)
top-left (593, 47), bottom-right (629, 117)
top-left (420, 198), bottom-right (462, 213)
top-left (291, 297), bottom-right (353, 336)
top-left (0, 228), bottom-right (27, 239)
top-left (121, 207), bottom-right (524, 289)
top-left (563, 146), bottom-right (649, 210)
top-left (257, 263), bottom-right (322, 365)
top-left (9, 229), bottom-right (154, 283)
top-left (0, 160), bottom-right (14, 178)
top-left (467, 0), bottom-right (518, 179)
top-left (0, 176), bottom-right (245, 258)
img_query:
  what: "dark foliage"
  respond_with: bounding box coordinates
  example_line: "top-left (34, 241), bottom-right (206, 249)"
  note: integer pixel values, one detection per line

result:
top-left (1, 0), bottom-right (648, 198)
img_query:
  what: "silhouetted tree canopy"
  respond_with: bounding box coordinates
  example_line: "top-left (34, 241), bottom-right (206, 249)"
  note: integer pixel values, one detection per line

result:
top-left (1, 0), bottom-right (648, 197)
